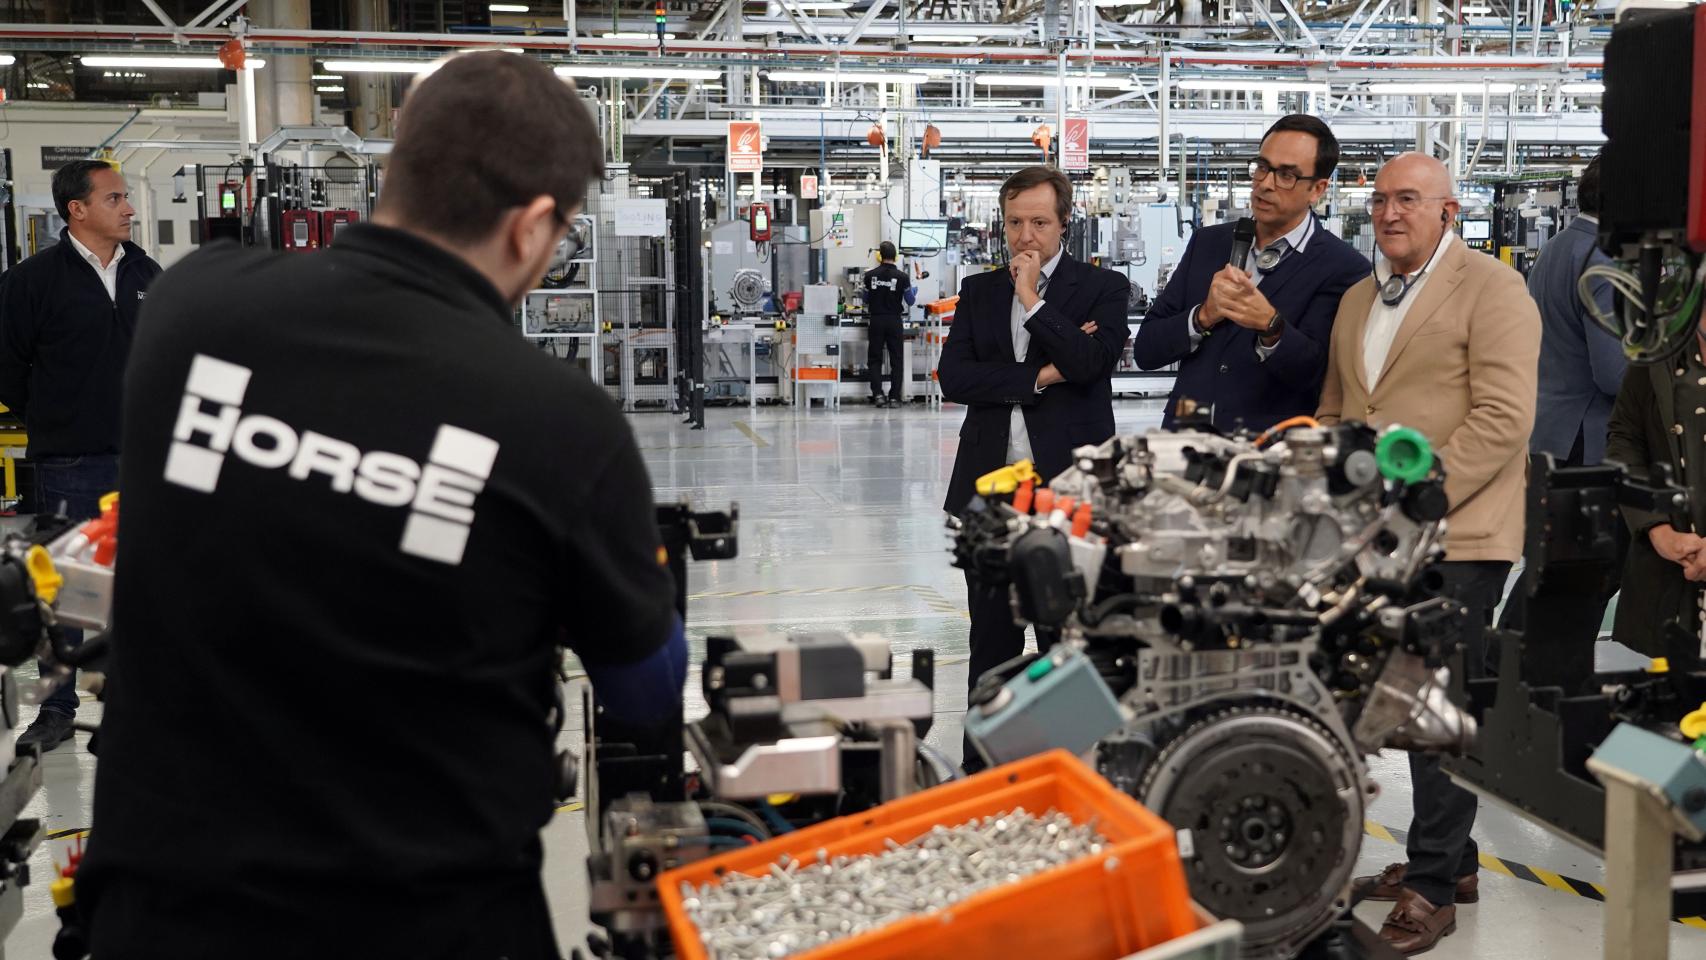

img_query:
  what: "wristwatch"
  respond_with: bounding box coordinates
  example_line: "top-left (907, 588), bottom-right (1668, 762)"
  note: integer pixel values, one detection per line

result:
top-left (1261, 309), bottom-right (1285, 344)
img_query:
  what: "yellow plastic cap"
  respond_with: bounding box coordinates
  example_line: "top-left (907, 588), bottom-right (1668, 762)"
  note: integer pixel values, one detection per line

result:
top-left (1648, 657), bottom-right (1670, 674)
top-left (49, 876), bottom-right (74, 909)
top-left (1681, 704), bottom-right (1706, 741)
top-left (25, 546), bottom-right (61, 606)
top-left (975, 459), bottom-right (1040, 497)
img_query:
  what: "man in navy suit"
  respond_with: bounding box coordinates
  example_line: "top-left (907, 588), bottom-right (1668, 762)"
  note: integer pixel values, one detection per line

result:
top-left (1133, 115), bottom-right (1369, 432)
top-left (939, 165), bottom-right (1132, 772)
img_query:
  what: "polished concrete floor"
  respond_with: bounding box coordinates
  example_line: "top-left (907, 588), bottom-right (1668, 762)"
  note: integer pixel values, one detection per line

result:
top-left (8, 400), bottom-right (1706, 959)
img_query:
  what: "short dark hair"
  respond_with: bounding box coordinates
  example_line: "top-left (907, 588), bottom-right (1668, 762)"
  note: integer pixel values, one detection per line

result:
top-left (52, 159), bottom-right (116, 221)
top-left (878, 241), bottom-right (897, 261)
top-left (1578, 155), bottom-right (1601, 216)
top-left (378, 52), bottom-right (605, 242)
top-left (1260, 114), bottom-right (1340, 182)
top-left (999, 166), bottom-right (1073, 225)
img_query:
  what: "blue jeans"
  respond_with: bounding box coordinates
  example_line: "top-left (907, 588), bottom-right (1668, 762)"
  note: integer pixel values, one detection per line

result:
top-left (33, 454), bottom-right (120, 718)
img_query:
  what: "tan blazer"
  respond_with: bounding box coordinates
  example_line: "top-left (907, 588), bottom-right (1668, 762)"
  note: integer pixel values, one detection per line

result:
top-left (1317, 238), bottom-right (1540, 563)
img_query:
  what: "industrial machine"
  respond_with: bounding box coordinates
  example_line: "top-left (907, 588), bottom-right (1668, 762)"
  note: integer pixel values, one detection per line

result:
top-left (259, 161), bottom-right (378, 254)
top-left (1429, 10), bottom-right (1706, 960)
top-left (951, 419), bottom-right (1468, 960)
top-left (0, 502), bottom-right (120, 960)
top-left (577, 503), bottom-right (946, 960)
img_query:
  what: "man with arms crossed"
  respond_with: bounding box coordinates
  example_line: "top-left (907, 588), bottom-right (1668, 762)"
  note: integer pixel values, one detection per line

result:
top-left (939, 165), bottom-right (1131, 773)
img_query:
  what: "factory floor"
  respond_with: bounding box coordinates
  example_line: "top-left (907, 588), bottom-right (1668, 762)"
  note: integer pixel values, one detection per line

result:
top-left (9, 399), bottom-right (1706, 959)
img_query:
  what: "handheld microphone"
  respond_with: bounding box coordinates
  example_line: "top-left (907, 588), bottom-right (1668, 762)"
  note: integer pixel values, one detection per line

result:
top-left (1229, 218), bottom-right (1257, 273)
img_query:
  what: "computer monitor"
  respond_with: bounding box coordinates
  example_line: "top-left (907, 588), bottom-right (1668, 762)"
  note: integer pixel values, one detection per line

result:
top-left (898, 219), bottom-right (950, 254)
top-left (1460, 219), bottom-right (1492, 242)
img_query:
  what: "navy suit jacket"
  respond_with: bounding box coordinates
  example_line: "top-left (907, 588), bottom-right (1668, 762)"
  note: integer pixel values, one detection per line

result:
top-left (939, 254), bottom-right (1132, 514)
top-left (1528, 216), bottom-right (1625, 464)
top-left (1131, 217), bottom-right (1369, 432)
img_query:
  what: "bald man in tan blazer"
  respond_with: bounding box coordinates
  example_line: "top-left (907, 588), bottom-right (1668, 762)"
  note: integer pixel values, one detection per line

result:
top-left (1318, 154), bottom-right (1539, 954)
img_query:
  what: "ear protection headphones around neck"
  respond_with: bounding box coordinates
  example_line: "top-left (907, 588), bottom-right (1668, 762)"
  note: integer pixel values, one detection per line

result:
top-left (1376, 216), bottom-right (1452, 307)
top-left (1252, 215), bottom-right (1316, 273)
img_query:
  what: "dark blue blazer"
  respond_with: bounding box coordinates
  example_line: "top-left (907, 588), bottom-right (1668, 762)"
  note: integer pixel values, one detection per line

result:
top-left (1528, 216), bottom-right (1625, 464)
top-left (939, 254), bottom-right (1132, 514)
top-left (1131, 218), bottom-right (1369, 433)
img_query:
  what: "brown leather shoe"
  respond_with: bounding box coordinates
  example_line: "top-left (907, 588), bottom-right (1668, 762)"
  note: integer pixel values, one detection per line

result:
top-left (1379, 889), bottom-right (1458, 955)
top-left (1353, 862), bottom-right (1479, 903)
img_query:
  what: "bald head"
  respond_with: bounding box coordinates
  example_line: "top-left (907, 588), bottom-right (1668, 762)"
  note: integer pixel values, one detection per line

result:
top-left (1371, 152), bottom-right (1461, 275)
top-left (1380, 153), bottom-right (1454, 199)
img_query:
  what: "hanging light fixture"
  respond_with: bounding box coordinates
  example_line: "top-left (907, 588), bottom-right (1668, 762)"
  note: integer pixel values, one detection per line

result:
top-left (1032, 124), bottom-right (1052, 157)
top-left (867, 124), bottom-right (886, 147)
top-left (216, 38), bottom-right (247, 71)
top-left (922, 124), bottom-right (943, 158)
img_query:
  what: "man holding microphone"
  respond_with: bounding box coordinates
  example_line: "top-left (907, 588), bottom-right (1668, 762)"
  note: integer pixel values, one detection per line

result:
top-left (1132, 115), bottom-right (1368, 432)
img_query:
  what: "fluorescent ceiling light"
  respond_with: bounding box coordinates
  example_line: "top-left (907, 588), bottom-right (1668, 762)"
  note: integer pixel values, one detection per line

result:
top-left (1365, 81), bottom-right (1516, 94)
top-left (312, 73), bottom-right (341, 80)
top-left (603, 32), bottom-right (679, 40)
top-left (976, 73), bottom-right (1135, 89)
top-left (1460, 5), bottom-right (1493, 13)
top-left (0, 55), bottom-right (13, 67)
top-left (779, 1), bottom-right (851, 7)
top-left (321, 60), bottom-right (433, 74)
top-left (909, 33), bottom-right (980, 43)
top-left (767, 70), bottom-right (927, 84)
top-left (1178, 78), bottom-right (1328, 94)
top-left (489, 3), bottom-right (529, 11)
top-left (458, 46), bottom-right (525, 54)
top-left (27, 82), bottom-right (48, 89)
top-left (316, 85), bottom-right (345, 93)
top-left (80, 55), bottom-right (265, 69)
top-left (1561, 81), bottom-right (1605, 95)
top-left (980, 99), bottom-right (1023, 106)
top-left (554, 64), bottom-right (721, 80)
top-left (908, 68), bottom-right (955, 77)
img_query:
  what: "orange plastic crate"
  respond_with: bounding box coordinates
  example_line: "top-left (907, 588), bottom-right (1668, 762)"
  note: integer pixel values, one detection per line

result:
top-left (794, 367), bottom-right (839, 381)
top-left (658, 750), bottom-right (1197, 960)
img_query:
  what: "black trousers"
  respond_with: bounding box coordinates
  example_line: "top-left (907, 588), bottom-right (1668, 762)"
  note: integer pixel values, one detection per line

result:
top-left (1404, 559), bottom-right (1511, 906)
top-left (867, 315), bottom-right (904, 400)
top-left (961, 568), bottom-right (1053, 772)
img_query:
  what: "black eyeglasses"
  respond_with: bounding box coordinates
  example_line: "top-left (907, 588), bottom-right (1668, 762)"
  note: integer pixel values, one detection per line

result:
top-left (1249, 158), bottom-right (1320, 191)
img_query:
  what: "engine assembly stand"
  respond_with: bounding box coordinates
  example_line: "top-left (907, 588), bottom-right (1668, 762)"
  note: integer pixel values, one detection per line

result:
top-left (1585, 724), bottom-right (1706, 960)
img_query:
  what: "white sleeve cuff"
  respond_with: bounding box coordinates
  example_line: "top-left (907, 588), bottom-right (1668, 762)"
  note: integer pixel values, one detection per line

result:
top-left (1186, 306), bottom-right (1204, 352)
top-left (1254, 338), bottom-right (1279, 361)
top-left (1022, 298), bottom-right (1047, 321)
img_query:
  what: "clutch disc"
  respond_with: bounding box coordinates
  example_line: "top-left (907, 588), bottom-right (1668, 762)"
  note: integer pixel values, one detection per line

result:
top-left (1140, 705), bottom-right (1366, 960)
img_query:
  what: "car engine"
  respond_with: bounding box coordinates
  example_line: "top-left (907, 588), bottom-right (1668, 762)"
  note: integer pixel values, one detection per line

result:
top-left (953, 419), bottom-right (1478, 959)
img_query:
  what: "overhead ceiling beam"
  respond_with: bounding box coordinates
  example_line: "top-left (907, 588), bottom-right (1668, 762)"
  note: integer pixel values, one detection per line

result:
top-left (842, 0), bottom-right (893, 46)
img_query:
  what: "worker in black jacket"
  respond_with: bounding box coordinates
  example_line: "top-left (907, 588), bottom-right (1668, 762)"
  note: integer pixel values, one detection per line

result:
top-left (0, 158), bottom-right (160, 751)
top-left (78, 53), bottom-right (684, 960)
top-left (861, 241), bottom-right (916, 406)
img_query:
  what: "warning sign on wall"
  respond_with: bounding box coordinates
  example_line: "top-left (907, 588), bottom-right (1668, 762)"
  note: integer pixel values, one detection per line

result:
top-left (1063, 118), bottom-right (1090, 172)
top-left (728, 121), bottom-right (763, 174)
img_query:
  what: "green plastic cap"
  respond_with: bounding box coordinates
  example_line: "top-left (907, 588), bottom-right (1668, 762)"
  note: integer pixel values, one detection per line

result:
top-left (1026, 657), bottom-right (1056, 682)
top-left (1376, 427), bottom-right (1434, 484)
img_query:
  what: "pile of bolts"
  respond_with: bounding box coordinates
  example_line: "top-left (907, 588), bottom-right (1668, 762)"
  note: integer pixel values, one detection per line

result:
top-left (679, 807), bottom-right (1110, 959)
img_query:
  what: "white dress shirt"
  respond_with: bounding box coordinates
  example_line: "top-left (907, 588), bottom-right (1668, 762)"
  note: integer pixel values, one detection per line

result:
top-left (1187, 213), bottom-right (1316, 359)
top-left (66, 231), bottom-right (125, 302)
top-left (1007, 245), bottom-right (1066, 465)
top-left (1363, 231), bottom-right (1456, 390)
